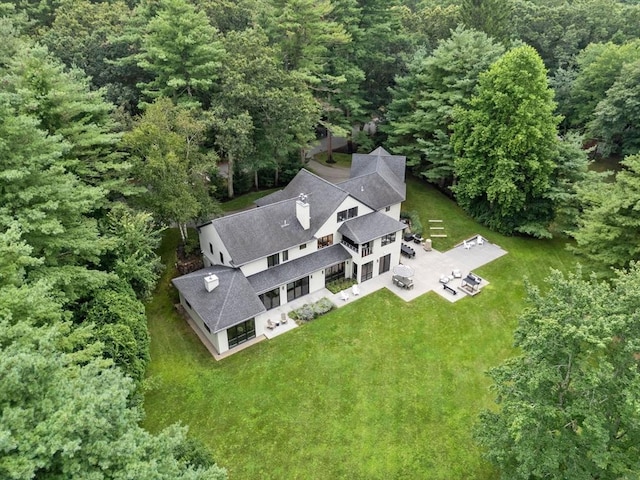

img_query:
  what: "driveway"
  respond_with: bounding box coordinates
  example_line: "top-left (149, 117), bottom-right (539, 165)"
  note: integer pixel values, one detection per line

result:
top-left (305, 158), bottom-right (351, 184)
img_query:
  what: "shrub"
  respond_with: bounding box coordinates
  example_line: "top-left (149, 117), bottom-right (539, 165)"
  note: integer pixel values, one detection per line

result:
top-left (291, 298), bottom-right (336, 322)
top-left (326, 278), bottom-right (357, 294)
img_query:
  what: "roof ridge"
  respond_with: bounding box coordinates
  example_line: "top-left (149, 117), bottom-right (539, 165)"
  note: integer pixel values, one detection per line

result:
top-left (215, 271), bottom-right (242, 330)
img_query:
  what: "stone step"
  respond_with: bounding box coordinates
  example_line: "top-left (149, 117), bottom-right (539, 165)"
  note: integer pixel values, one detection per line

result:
top-left (428, 219), bottom-right (443, 222)
top-left (430, 227), bottom-right (445, 230)
top-left (430, 234), bottom-right (448, 238)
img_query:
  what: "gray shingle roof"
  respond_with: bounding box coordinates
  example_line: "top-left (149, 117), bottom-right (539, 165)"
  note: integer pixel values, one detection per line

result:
top-left (172, 266), bottom-right (266, 333)
top-left (247, 244), bottom-right (351, 294)
top-left (338, 212), bottom-right (406, 244)
top-left (340, 147), bottom-right (406, 210)
top-left (212, 169), bottom-right (349, 266)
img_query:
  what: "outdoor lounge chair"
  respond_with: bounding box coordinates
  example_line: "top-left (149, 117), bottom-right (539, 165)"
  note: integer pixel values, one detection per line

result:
top-left (464, 240), bottom-right (471, 250)
top-left (267, 319), bottom-right (276, 330)
top-left (352, 284), bottom-right (360, 296)
top-left (340, 290), bottom-right (349, 301)
top-left (477, 236), bottom-right (484, 245)
top-left (281, 312), bottom-right (288, 324)
top-left (452, 269), bottom-right (462, 278)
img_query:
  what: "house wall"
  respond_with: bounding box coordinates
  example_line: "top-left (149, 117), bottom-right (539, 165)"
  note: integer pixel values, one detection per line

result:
top-left (382, 203), bottom-right (402, 221)
top-left (315, 196), bottom-right (373, 240)
top-left (179, 292), bottom-right (224, 354)
top-left (239, 239), bottom-right (314, 277)
top-left (349, 230), bottom-right (403, 283)
top-left (199, 224), bottom-right (232, 267)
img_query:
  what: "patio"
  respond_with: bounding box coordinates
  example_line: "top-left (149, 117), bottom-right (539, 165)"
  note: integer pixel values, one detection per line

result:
top-left (332, 235), bottom-right (508, 305)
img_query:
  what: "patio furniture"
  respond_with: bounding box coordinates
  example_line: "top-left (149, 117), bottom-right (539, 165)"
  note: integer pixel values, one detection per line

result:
top-left (267, 319), bottom-right (276, 330)
top-left (464, 240), bottom-right (471, 250)
top-left (443, 284), bottom-right (457, 295)
top-left (352, 284), bottom-right (360, 296)
top-left (281, 313), bottom-right (288, 324)
top-left (403, 232), bottom-right (414, 242)
top-left (412, 235), bottom-right (424, 244)
top-left (452, 269), bottom-right (462, 278)
top-left (340, 290), bottom-right (350, 301)
top-left (439, 274), bottom-right (452, 284)
top-left (392, 264), bottom-right (415, 290)
top-left (401, 243), bottom-right (416, 258)
top-left (477, 235), bottom-right (484, 245)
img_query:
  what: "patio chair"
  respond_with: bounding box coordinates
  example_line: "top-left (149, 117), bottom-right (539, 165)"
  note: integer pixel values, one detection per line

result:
top-left (464, 240), bottom-right (471, 250)
top-left (452, 269), bottom-right (462, 278)
top-left (477, 236), bottom-right (484, 245)
top-left (281, 312), bottom-right (288, 324)
top-left (340, 290), bottom-right (350, 301)
top-left (267, 319), bottom-right (276, 330)
top-left (352, 284), bottom-right (360, 296)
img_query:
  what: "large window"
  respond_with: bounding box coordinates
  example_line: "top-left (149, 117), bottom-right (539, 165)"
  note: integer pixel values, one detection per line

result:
top-left (317, 234), bottom-right (333, 249)
top-left (282, 250), bottom-right (289, 262)
top-left (227, 319), bottom-right (256, 348)
top-left (267, 253), bottom-right (280, 268)
top-left (362, 261), bottom-right (374, 282)
top-left (287, 276), bottom-right (309, 302)
top-left (336, 206), bottom-right (358, 222)
top-left (259, 288), bottom-right (280, 310)
top-left (381, 232), bottom-right (396, 246)
top-left (325, 262), bottom-right (345, 284)
top-left (379, 253), bottom-right (391, 274)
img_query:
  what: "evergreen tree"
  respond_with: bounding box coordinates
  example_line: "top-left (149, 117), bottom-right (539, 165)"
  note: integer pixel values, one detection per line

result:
top-left (136, 0), bottom-right (224, 107)
top-left (385, 26), bottom-right (504, 188)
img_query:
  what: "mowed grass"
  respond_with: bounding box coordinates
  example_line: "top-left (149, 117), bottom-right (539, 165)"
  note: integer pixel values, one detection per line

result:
top-left (143, 179), bottom-right (579, 479)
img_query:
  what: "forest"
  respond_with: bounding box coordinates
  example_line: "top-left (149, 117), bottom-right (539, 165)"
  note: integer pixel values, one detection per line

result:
top-left (1, 0), bottom-right (640, 478)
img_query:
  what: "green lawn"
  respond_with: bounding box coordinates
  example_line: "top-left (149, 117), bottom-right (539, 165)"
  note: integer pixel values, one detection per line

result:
top-left (220, 188), bottom-right (280, 213)
top-left (143, 180), bottom-right (579, 479)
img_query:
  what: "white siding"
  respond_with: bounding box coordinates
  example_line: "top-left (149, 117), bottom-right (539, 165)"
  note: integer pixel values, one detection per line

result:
top-left (382, 203), bottom-right (402, 221)
top-left (315, 196), bottom-right (373, 240)
top-left (199, 223), bottom-right (232, 267)
top-left (179, 292), bottom-right (224, 354)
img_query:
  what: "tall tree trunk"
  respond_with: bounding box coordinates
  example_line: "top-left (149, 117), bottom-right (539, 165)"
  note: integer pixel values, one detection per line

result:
top-left (227, 152), bottom-right (235, 199)
top-left (327, 129), bottom-right (334, 163)
top-left (254, 170), bottom-right (259, 190)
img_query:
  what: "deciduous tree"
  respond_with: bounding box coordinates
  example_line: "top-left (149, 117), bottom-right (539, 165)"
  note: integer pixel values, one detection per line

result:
top-left (452, 46), bottom-right (560, 237)
top-left (476, 266), bottom-right (640, 479)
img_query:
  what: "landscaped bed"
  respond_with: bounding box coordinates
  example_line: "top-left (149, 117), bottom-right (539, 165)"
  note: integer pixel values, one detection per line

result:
top-left (143, 179), bottom-right (578, 479)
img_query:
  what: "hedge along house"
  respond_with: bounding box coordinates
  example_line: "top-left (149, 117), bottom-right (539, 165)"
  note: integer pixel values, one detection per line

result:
top-left (172, 147), bottom-right (407, 356)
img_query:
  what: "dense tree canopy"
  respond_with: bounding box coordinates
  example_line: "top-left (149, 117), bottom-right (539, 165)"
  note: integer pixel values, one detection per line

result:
top-left (476, 266), bottom-right (640, 479)
top-left (452, 45), bottom-right (560, 237)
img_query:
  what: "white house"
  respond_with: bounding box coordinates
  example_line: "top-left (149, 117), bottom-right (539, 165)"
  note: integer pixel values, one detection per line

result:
top-left (172, 147), bottom-right (407, 355)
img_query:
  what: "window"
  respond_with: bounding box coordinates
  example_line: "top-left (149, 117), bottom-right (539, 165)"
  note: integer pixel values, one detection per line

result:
top-left (259, 288), bottom-right (280, 310)
top-left (362, 261), bottom-right (374, 282)
top-left (267, 253), bottom-right (280, 268)
top-left (209, 243), bottom-right (213, 254)
top-left (300, 243), bottom-right (307, 250)
top-left (219, 252), bottom-right (224, 264)
top-left (361, 241), bottom-right (373, 257)
top-left (385, 206), bottom-right (391, 212)
top-left (227, 319), bottom-right (256, 348)
top-left (336, 206), bottom-right (358, 222)
top-left (325, 262), bottom-right (345, 284)
top-left (282, 250), bottom-right (289, 262)
top-left (379, 254), bottom-right (391, 274)
top-left (287, 276), bottom-right (309, 302)
top-left (317, 234), bottom-right (333, 249)
top-left (381, 232), bottom-right (396, 246)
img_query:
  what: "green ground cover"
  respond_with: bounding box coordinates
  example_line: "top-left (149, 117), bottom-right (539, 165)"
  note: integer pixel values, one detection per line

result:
top-left (220, 188), bottom-right (279, 213)
top-left (144, 179), bottom-right (579, 479)
top-left (314, 151), bottom-right (352, 168)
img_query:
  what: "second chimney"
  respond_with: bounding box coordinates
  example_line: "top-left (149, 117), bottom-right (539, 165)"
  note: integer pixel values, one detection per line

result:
top-left (296, 193), bottom-right (310, 230)
top-left (204, 274), bottom-right (219, 292)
